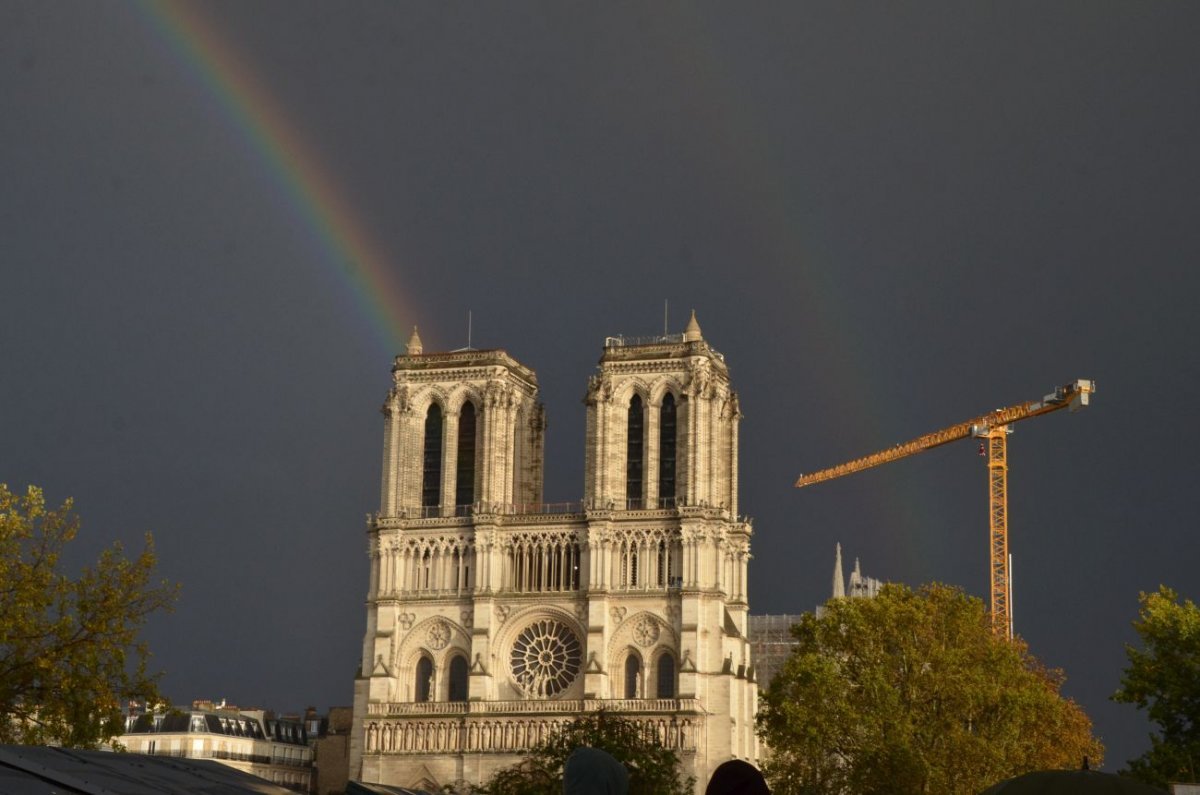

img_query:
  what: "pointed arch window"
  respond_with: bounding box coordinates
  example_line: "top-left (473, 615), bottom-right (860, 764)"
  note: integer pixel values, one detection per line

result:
top-left (422, 404), bottom-right (443, 509)
top-left (627, 394), bottom-right (644, 509)
top-left (621, 545), bottom-right (639, 588)
top-left (624, 653), bottom-right (641, 699)
top-left (657, 653), bottom-right (676, 698)
top-left (415, 657), bottom-right (434, 702)
top-left (455, 402), bottom-right (477, 509)
top-left (448, 655), bottom-right (469, 702)
top-left (657, 540), bottom-right (667, 587)
top-left (658, 393), bottom-right (676, 507)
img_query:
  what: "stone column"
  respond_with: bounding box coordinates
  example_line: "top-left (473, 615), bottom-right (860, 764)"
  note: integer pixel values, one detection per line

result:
top-left (368, 536), bottom-right (381, 600)
top-left (645, 401), bottom-right (659, 508)
top-left (380, 403), bottom-right (397, 515)
top-left (728, 397), bottom-right (740, 517)
top-left (440, 411), bottom-right (459, 517)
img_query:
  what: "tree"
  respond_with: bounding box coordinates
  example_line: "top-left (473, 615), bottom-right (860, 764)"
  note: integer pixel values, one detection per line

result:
top-left (1113, 585), bottom-right (1200, 788)
top-left (0, 484), bottom-right (177, 748)
top-left (472, 710), bottom-right (694, 795)
top-left (757, 583), bottom-right (1102, 795)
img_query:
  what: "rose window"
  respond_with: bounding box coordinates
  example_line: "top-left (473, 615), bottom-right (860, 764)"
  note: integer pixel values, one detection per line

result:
top-left (633, 617), bottom-right (660, 647)
top-left (510, 618), bottom-right (582, 698)
top-left (427, 620), bottom-right (450, 650)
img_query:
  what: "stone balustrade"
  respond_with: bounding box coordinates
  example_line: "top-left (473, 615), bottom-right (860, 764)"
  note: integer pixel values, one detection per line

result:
top-left (362, 708), bottom-right (699, 755)
top-left (366, 698), bottom-right (699, 716)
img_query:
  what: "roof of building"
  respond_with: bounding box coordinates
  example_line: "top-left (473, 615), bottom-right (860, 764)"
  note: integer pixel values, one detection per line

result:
top-left (391, 346), bottom-right (539, 388)
top-left (347, 782), bottom-right (434, 795)
top-left (125, 709), bottom-right (309, 746)
top-left (0, 744), bottom-right (296, 794)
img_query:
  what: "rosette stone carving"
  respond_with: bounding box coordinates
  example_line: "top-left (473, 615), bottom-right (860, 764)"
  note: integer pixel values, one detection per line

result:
top-left (633, 616), bottom-right (660, 647)
top-left (428, 619), bottom-right (450, 650)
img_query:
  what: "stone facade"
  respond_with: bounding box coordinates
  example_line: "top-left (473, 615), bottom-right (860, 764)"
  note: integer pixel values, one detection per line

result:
top-left (351, 315), bottom-right (757, 793)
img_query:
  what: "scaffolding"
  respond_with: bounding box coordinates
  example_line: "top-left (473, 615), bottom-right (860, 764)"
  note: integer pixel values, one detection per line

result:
top-left (747, 614), bottom-right (806, 690)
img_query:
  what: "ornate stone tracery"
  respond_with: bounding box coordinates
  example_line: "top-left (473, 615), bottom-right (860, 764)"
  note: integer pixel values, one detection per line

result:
top-left (427, 620), bottom-right (450, 650)
top-left (632, 616), bottom-right (660, 647)
top-left (509, 618), bottom-right (582, 698)
top-left (501, 530), bottom-right (582, 593)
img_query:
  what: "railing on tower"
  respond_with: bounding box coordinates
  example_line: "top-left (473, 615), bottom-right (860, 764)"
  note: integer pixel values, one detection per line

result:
top-left (604, 333), bottom-right (685, 348)
top-left (379, 499), bottom-right (749, 523)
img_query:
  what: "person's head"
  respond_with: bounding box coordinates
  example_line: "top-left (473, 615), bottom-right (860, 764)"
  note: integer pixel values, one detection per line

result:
top-left (705, 759), bottom-right (770, 795)
top-left (563, 746), bottom-right (629, 795)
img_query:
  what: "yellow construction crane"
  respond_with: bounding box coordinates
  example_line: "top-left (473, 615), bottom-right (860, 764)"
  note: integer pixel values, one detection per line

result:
top-left (795, 379), bottom-right (1095, 638)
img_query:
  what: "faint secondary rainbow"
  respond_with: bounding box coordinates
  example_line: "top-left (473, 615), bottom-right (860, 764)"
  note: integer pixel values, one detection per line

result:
top-left (658, 8), bottom-right (943, 582)
top-left (134, 0), bottom-right (411, 355)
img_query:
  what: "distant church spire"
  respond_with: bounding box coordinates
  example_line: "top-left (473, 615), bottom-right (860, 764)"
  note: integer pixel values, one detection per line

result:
top-left (406, 326), bottom-right (423, 356)
top-left (683, 309), bottom-right (703, 342)
top-left (832, 542), bottom-right (845, 599)
top-left (848, 557), bottom-right (859, 594)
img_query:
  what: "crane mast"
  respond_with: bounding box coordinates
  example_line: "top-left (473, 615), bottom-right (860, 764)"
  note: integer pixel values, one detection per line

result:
top-left (796, 379), bottom-right (1094, 638)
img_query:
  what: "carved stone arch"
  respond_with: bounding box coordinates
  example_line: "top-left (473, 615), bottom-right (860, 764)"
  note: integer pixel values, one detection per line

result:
top-left (607, 611), bottom-right (675, 661)
top-left (612, 377), bottom-right (651, 407)
top-left (651, 644), bottom-right (679, 698)
top-left (446, 385), bottom-right (484, 416)
top-left (614, 525), bottom-right (664, 547)
top-left (411, 385), bottom-right (450, 417)
top-left (491, 603), bottom-right (587, 656)
top-left (649, 376), bottom-right (683, 407)
top-left (614, 642), bottom-right (646, 671)
top-left (615, 644), bottom-right (645, 699)
top-left (394, 615), bottom-right (470, 672)
top-left (650, 643), bottom-right (677, 662)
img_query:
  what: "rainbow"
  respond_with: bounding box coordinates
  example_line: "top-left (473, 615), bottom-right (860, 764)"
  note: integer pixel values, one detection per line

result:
top-left (133, 0), bottom-right (412, 356)
top-left (136, 2), bottom-right (958, 586)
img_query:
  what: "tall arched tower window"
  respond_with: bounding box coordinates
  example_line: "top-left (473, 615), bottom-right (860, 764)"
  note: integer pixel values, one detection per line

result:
top-left (455, 402), bottom-right (476, 509)
top-left (627, 395), bottom-right (644, 508)
top-left (659, 393), bottom-right (676, 507)
top-left (415, 656), bottom-right (434, 703)
top-left (422, 404), bottom-right (443, 509)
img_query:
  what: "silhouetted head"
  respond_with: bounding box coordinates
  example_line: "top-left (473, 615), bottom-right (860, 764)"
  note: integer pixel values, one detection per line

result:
top-left (706, 759), bottom-right (770, 795)
top-left (563, 746), bottom-right (629, 795)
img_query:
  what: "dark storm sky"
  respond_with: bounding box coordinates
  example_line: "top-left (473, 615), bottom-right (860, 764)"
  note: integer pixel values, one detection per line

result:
top-left (3, 1), bottom-right (1197, 770)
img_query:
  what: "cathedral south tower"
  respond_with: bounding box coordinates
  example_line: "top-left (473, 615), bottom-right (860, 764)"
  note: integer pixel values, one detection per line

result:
top-left (351, 315), bottom-right (757, 793)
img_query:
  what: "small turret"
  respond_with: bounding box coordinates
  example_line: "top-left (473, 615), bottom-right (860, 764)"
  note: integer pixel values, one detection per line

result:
top-left (832, 542), bottom-right (846, 599)
top-left (405, 326), bottom-right (423, 356)
top-left (683, 309), bottom-right (703, 342)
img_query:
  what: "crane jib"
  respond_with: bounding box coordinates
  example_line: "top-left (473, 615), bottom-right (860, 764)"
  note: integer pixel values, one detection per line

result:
top-left (792, 379), bottom-right (1095, 640)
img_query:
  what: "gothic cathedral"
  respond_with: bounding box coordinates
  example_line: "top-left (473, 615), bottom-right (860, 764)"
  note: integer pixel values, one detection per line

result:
top-left (350, 313), bottom-right (758, 792)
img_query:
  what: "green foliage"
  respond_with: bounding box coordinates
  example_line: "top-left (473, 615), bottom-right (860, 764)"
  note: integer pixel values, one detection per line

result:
top-left (472, 710), bottom-right (693, 795)
top-left (0, 484), bottom-right (178, 748)
top-left (1113, 585), bottom-right (1200, 787)
top-left (757, 583), bottom-right (1102, 795)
